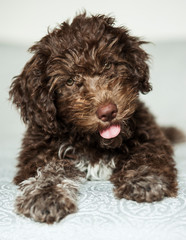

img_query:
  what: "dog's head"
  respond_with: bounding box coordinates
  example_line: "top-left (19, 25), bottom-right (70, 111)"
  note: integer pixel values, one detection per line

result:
top-left (10, 13), bottom-right (151, 148)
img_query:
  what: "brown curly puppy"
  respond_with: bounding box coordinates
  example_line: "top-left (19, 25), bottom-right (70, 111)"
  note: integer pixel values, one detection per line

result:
top-left (10, 13), bottom-right (179, 224)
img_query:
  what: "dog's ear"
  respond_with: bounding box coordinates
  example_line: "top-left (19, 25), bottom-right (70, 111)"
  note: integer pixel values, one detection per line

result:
top-left (9, 42), bottom-right (58, 135)
top-left (130, 39), bottom-right (151, 94)
top-left (120, 32), bottom-right (152, 94)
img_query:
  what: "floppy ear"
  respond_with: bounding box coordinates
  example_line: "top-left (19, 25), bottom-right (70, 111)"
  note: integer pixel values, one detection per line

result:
top-left (126, 37), bottom-right (151, 94)
top-left (117, 27), bottom-right (152, 94)
top-left (9, 44), bottom-right (58, 135)
top-left (130, 39), bottom-right (151, 94)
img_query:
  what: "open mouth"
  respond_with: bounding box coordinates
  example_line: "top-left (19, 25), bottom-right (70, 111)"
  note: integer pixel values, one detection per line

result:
top-left (99, 124), bottom-right (121, 139)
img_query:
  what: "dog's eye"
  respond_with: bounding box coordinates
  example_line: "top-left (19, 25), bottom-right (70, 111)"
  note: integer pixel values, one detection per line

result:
top-left (104, 62), bottom-right (112, 70)
top-left (66, 78), bottom-right (74, 86)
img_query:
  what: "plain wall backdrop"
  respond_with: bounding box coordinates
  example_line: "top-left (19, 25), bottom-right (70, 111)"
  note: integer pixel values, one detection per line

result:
top-left (1, 0), bottom-right (186, 45)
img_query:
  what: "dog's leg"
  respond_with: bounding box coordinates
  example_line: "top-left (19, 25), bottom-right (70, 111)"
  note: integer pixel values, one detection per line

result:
top-left (15, 160), bottom-right (84, 223)
top-left (111, 133), bottom-right (178, 203)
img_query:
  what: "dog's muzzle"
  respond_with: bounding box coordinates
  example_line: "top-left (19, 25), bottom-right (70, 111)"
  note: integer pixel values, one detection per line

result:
top-left (96, 103), bottom-right (121, 139)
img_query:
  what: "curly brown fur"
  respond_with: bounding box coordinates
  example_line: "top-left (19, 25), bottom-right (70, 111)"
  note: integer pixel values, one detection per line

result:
top-left (15, 161), bottom-right (84, 223)
top-left (10, 13), bottom-right (179, 223)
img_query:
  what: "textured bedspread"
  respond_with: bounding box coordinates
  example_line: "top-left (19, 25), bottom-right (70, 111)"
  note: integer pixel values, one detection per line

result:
top-left (0, 144), bottom-right (186, 240)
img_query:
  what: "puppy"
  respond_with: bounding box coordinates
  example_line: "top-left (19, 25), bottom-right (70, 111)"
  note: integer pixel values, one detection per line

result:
top-left (9, 13), bottom-right (179, 224)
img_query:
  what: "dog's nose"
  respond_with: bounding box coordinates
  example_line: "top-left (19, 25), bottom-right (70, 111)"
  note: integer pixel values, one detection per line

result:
top-left (96, 103), bottom-right (118, 122)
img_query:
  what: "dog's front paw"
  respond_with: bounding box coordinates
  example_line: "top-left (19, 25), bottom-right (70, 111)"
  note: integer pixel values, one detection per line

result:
top-left (113, 167), bottom-right (176, 202)
top-left (15, 185), bottom-right (77, 224)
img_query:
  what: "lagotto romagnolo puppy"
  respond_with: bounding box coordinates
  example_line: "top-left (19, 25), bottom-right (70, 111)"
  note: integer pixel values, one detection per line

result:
top-left (9, 13), bottom-right (183, 224)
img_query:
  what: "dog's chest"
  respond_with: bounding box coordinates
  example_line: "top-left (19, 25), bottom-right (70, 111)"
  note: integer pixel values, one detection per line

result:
top-left (58, 143), bottom-right (116, 181)
top-left (75, 157), bottom-right (115, 181)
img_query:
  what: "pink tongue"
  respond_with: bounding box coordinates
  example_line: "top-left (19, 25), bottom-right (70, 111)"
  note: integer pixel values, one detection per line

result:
top-left (99, 125), bottom-right (121, 139)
